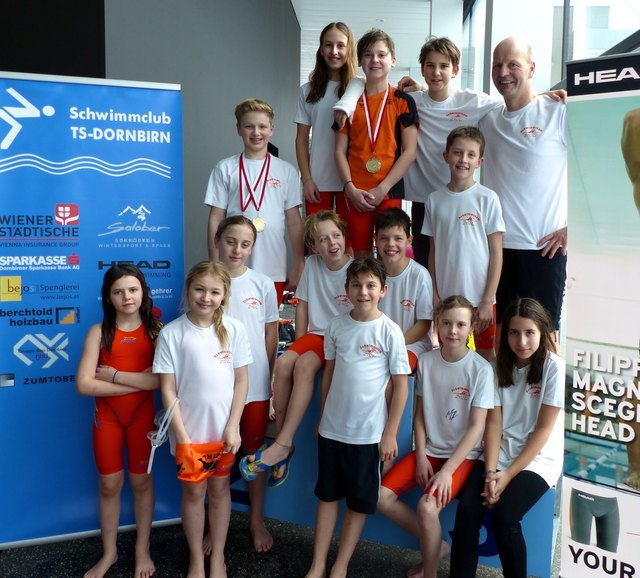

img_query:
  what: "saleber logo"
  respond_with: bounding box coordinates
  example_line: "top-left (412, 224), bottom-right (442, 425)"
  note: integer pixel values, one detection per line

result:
top-left (13, 333), bottom-right (69, 368)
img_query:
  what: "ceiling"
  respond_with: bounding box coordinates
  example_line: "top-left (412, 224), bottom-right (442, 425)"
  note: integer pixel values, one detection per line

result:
top-left (291, 0), bottom-right (432, 86)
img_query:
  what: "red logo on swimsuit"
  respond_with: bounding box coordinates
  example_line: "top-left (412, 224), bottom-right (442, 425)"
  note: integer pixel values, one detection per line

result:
top-left (214, 350), bottom-right (233, 364)
top-left (335, 294), bottom-right (351, 307)
top-left (446, 112), bottom-right (469, 121)
top-left (526, 384), bottom-right (541, 398)
top-left (120, 336), bottom-right (137, 344)
top-left (243, 296), bottom-right (263, 310)
top-left (360, 344), bottom-right (383, 358)
top-left (520, 126), bottom-right (543, 138)
top-left (400, 299), bottom-right (415, 311)
top-left (267, 177), bottom-right (281, 188)
top-left (451, 386), bottom-right (470, 400)
top-left (458, 213), bottom-right (480, 226)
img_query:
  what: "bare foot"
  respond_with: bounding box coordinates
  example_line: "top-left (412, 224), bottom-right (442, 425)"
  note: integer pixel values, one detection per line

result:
top-left (187, 556), bottom-right (205, 578)
top-left (84, 553), bottom-right (118, 578)
top-left (304, 564), bottom-right (326, 578)
top-left (210, 558), bottom-right (227, 578)
top-left (202, 533), bottom-right (212, 557)
top-left (406, 541), bottom-right (450, 578)
top-left (134, 549), bottom-right (156, 578)
top-left (250, 520), bottom-right (274, 553)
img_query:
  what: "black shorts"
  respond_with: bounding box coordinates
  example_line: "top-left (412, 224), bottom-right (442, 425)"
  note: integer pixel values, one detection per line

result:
top-left (315, 435), bottom-right (381, 515)
top-left (497, 248), bottom-right (567, 329)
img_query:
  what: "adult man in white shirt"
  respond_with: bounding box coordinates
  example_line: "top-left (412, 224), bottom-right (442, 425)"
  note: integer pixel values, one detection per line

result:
top-left (480, 37), bottom-right (567, 342)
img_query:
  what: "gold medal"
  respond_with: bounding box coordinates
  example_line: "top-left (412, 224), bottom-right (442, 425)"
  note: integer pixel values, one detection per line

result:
top-left (252, 217), bottom-right (266, 233)
top-left (366, 156), bottom-right (382, 174)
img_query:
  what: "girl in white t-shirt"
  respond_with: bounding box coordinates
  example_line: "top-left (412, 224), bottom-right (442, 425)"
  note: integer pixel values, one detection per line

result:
top-left (450, 297), bottom-right (564, 578)
top-left (378, 295), bottom-right (494, 578)
top-left (295, 22), bottom-right (357, 218)
top-left (214, 215), bottom-right (279, 553)
top-left (153, 261), bottom-right (251, 578)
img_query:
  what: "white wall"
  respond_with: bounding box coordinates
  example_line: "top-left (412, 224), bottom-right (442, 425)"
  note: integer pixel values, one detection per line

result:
top-left (104, 0), bottom-right (301, 270)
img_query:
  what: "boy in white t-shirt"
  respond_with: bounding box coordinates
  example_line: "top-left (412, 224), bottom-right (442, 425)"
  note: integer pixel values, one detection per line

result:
top-left (422, 126), bottom-right (505, 361)
top-left (240, 210), bottom-right (352, 486)
top-left (374, 207), bottom-right (433, 370)
top-left (306, 257), bottom-right (410, 578)
top-left (205, 98), bottom-right (304, 303)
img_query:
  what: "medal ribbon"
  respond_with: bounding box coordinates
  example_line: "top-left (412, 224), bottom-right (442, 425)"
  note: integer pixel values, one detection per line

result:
top-left (363, 84), bottom-right (389, 154)
top-left (239, 153), bottom-right (271, 212)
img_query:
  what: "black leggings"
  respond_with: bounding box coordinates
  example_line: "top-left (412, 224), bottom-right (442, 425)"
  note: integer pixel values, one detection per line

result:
top-left (569, 488), bottom-right (619, 552)
top-left (449, 460), bottom-right (550, 578)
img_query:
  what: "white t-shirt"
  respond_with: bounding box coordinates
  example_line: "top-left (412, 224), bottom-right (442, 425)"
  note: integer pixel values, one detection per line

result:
top-left (379, 258), bottom-right (434, 356)
top-left (404, 89), bottom-right (502, 202)
top-left (479, 95), bottom-right (567, 250)
top-left (204, 153), bottom-right (302, 281)
top-left (295, 254), bottom-right (353, 335)
top-left (494, 352), bottom-right (565, 486)
top-left (422, 182), bottom-right (505, 306)
top-left (153, 313), bottom-right (253, 453)
top-left (294, 81), bottom-right (343, 192)
top-left (320, 312), bottom-right (410, 445)
top-left (416, 348), bottom-right (494, 459)
top-left (227, 268), bottom-right (279, 403)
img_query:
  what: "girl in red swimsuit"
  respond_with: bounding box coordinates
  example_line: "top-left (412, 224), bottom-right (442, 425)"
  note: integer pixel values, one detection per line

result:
top-left (77, 264), bottom-right (162, 578)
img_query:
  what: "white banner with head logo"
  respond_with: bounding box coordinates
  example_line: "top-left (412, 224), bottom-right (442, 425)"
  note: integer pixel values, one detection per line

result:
top-left (562, 54), bottom-right (640, 577)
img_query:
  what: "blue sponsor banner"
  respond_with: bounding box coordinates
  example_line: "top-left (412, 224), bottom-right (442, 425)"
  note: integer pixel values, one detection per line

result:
top-left (0, 73), bottom-right (184, 544)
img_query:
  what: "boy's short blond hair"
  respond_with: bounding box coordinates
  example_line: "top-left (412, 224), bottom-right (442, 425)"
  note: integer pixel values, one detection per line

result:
top-left (304, 210), bottom-right (346, 249)
top-left (234, 98), bottom-right (275, 124)
top-left (357, 29), bottom-right (396, 61)
top-left (418, 36), bottom-right (461, 69)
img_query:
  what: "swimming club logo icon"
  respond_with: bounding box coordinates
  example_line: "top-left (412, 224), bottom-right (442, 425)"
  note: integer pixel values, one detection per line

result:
top-left (360, 344), bottom-right (383, 358)
top-left (451, 386), bottom-right (470, 401)
top-left (214, 350), bottom-right (233, 364)
top-left (446, 112), bottom-right (469, 121)
top-left (458, 213), bottom-right (480, 226)
top-left (335, 294), bottom-right (351, 307)
top-left (521, 126), bottom-right (543, 138)
top-left (400, 299), bottom-right (415, 311)
top-left (0, 87), bottom-right (55, 150)
top-left (526, 384), bottom-right (542, 398)
top-left (242, 297), bottom-right (262, 310)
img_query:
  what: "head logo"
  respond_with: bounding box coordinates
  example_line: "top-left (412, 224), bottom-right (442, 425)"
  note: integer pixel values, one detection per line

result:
top-left (55, 204), bottom-right (79, 226)
top-left (0, 88), bottom-right (55, 149)
top-left (0, 276), bottom-right (23, 301)
top-left (13, 333), bottom-right (69, 368)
